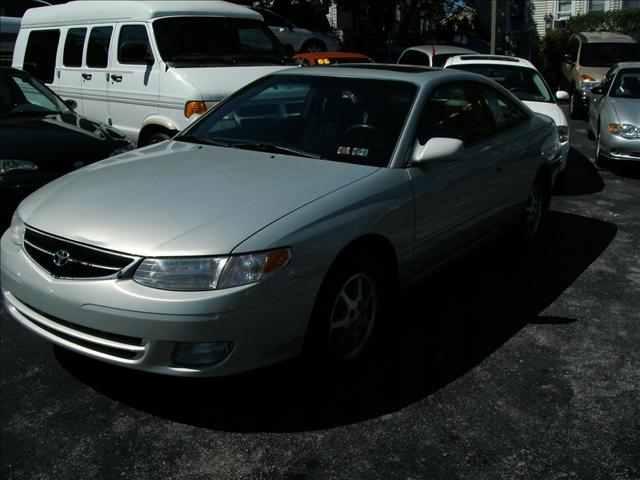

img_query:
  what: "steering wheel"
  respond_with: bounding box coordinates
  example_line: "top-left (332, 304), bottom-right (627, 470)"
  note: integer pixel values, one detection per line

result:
top-left (344, 123), bottom-right (390, 142)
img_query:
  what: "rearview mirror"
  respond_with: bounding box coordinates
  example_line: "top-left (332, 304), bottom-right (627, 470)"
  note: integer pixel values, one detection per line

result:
top-left (562, 53), bottom-right (574, 65)
top-left (590, 86), bottom-right (604, 95)
top-left (555, 90), bottom-right (569, 102)
top-left (64, 99), bottom-right (77, 110)
top-left (411, 137), bottom-right (464, 165)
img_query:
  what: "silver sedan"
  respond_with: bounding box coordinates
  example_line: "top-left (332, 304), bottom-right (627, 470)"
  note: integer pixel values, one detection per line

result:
top-left (588, 62), bottom-right (640, 165)
top-left (1, 66), bottom-right (558, 377)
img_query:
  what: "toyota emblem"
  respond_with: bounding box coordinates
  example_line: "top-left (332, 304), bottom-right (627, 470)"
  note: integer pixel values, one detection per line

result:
top-left (53, 250), bottom-right (70, 267)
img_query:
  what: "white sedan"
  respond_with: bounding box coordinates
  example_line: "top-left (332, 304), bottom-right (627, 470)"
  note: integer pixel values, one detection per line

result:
top-left (444, 54), bottom-right (570, 178)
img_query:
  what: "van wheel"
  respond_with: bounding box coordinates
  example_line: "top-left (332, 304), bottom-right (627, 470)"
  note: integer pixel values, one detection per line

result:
top-left (303, 254), bottom-right (386, 372)
top-left (147, 132), bottom-right (171, 145)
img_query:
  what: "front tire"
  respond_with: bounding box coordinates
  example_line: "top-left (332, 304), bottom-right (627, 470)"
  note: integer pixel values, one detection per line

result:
top-left (519, 175), bottom-right (547, 240)
top-left (304, 255), bottom-right (385, 370)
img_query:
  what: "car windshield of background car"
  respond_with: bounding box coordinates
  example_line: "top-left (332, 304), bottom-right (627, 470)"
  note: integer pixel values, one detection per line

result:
top-left (449, 64), bottom-right (553, 102)
top-left (180, 74), bottom-right (417, 167)
top-left (153, 17), bottom-right (288, 67)
top-left (611, 68), bottom-right (640, 99)
top-left (0, 72), bottom-right (67, 115)
top-left (580, 43), bottom-right (640, 68)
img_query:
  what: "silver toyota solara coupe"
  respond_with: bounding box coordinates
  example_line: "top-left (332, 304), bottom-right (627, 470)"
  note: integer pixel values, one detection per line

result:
top-left (1, 65), bottom-right (559, 376)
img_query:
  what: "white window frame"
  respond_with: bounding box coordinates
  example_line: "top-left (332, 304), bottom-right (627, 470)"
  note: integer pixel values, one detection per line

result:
top-left (587, 0), bottom-right (610, 12)
top-left (555, 0), bottom-right (574, 21)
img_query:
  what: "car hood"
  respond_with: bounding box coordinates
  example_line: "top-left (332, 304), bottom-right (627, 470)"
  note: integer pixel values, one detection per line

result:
top-left (523, 101), bottom-right (568, 128)
top-left (173, 65), bottom-right (293, 102)
top-left (0, 112), bottom-right (128, 171)
top-left (609, 97), bottom-right (640, 125)
top-left (18, 141), bottom-right (378, 256)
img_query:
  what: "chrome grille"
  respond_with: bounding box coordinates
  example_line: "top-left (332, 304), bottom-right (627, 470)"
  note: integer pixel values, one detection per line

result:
top-left (23, 228), bottom-right (139, 279)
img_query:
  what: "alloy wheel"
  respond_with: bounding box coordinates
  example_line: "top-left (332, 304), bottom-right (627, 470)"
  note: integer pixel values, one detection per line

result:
top-left (328, 272), bottom-right (377, 361)
top-left (523, 183), bottom-right (543, 238)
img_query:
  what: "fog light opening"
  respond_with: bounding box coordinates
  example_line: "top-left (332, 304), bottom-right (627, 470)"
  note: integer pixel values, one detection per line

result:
top-left (172, 342), bottom-right (234, 367)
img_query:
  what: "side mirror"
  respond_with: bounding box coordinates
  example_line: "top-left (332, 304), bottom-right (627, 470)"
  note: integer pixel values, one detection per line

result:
top-left (590, 86), bottom-right (604, 95)
top-left (555, 90), bottom-right (570, 102)
top-left (562, 53), bottom-right (574, 65)
top-left (64, 99), bottom-right (78, 110)
top-left (411, 137), bottom-right (464, 165)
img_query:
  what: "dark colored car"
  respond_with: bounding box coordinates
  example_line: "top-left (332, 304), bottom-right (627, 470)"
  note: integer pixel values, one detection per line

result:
top-left (1, 67), bottom-right (133, 214)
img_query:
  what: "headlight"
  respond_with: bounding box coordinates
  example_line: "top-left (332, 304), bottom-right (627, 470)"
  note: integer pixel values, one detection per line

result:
top-left (579, 74), bottom-right (597, 91)
top-left (133, 248), bottom-right (291, 291)
top-left (557, 126), bottom-right (569, 143)
top-left (0, 159), bottom-right (38, 174)
top-left (9, 211), bottom-right (25, 246)
top-left (608, 123), bottom-right (640, 139)
top-left (109, 142), bottom-right (135, 157)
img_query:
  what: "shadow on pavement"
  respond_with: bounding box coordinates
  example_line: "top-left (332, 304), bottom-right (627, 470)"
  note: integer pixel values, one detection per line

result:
top-left (553, 147), bottom-right (604, 195)
top-left (56, 211), bottom-right (617, 432)
top-left (606, 162), bottom-right (640, 180)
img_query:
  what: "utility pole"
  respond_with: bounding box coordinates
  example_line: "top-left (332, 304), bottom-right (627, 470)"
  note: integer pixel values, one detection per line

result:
top-left (490, 0), bottom-right (497, 54)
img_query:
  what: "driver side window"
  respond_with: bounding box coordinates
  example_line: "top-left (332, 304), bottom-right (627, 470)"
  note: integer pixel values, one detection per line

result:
top-left (416, 82), bottom-right (495, 146)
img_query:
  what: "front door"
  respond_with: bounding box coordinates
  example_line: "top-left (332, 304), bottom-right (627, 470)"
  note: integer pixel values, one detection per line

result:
top-left (57, 27), bottom-right (87, 115)
top-left (80, 25), bottom-right (113, 125)
top-left (408, 81), bottom-right (504, 275)
top-left (107, 23), bottom-right (159, 143)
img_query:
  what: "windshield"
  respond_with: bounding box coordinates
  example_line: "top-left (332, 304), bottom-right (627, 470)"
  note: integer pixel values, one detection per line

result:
top-left (153, 17), bottom-right (290, 67)
top-left (580, 43), bottom-right (640, 67)
top-left (448, 64), bottom-right (553, 102)
top-left (178, 74), bottom-right (417, 167)
top-left (433, 53), bottom-right (459, 67)
top-left (0, 71), bottom-right (68, 115)
top-left (611, 68), bottom-right (640, 99)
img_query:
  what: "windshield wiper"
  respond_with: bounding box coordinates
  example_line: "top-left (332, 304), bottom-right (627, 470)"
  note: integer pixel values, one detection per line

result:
top-left (173, 135), bottom-right (232, 147)
top-left (230, 142), bottom-right (324, 159)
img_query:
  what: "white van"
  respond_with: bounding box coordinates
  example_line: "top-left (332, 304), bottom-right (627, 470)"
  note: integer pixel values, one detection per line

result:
top-left (12, 0), bottom-right (293, 145)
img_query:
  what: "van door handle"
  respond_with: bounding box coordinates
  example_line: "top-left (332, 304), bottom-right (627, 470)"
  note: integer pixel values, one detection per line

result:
top-left (110, 74), bottom-right (122, 82)
top-left (81, 73), bottom-right (92, 80)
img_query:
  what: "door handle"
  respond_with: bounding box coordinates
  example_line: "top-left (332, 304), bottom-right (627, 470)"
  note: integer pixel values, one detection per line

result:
top-left (110, 74), bottom-right (122, 82)
top-left (81, 73), bottom-right (92, 80)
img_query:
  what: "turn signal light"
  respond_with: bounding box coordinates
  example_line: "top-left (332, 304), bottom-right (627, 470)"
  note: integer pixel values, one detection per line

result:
top-left (579, 74), bottom-right (596, 82)
top-left (184, 101), bottom-right (207, 119)
top-left (608, 123), bottom-right (622, 134)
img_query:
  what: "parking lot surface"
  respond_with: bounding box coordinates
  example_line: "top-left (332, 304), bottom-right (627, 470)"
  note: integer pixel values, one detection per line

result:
top-left (1, 108), bottom-right (639, 479)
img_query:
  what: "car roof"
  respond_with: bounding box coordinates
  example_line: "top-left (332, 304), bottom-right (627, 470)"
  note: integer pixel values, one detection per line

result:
top-left (20, 0), bottom-right (260, 28)
top-left (293, 52), bottom-right (371, 60)
top-left (444, 54), bottom-right (537, 70)
top-left (273, 64), bottom-right (482, 86)
top-left (575, 32), bottom-right (637, 44)
top-left (615, 62), bottom-right (640, 69)
top-left (401, 45), bottom-right (477, 57)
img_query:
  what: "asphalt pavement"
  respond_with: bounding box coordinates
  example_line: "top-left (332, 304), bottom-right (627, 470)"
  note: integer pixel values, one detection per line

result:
top-left (1, 107), bottom-right (639, 479)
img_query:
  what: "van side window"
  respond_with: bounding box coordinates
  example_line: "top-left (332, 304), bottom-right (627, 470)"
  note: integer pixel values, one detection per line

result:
top-left (23, 29), bottom-right (60, 84)
top-left (86, 26), bottom-right (113, 68)
top-left (118, 25), bottom-right (151, 65)
top-left (63, 28), bottom-right (87, 67)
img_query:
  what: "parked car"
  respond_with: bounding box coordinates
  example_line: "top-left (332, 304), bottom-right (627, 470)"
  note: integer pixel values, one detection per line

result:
top-left (0, 17), bottom-right (21, 67)
top-left (0, 67), bottom-right (133, 213)
top-left (397, 45), bottom-right (477, 67)
top-left (588, 62), bottom-right (640, 165)
top-left (254, 7), bottom-right (340, 53)
top-left (444, 54), bottom-right (569, 177)
top-left (12, 0), bottom-right (294, 146)
top-left (293, 52), bottom-right (373, 66)
top-left (2, 65), bottom-right (558, 377)
top-left (561, 32), bottom-right (640, 119)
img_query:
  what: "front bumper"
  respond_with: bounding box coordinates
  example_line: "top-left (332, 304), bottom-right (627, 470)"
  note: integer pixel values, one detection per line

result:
top-left (1, 231), bottom-right (321, 377)
top-left (599, 132), bottom-right (640, 163)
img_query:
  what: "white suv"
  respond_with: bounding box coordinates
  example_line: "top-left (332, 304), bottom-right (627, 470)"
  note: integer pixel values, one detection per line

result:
top-left (444, 54), bottom-right (570, 175)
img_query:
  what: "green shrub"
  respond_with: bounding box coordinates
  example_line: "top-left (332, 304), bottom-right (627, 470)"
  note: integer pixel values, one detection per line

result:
top-left (535, 8), bottom-right (640, 90)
